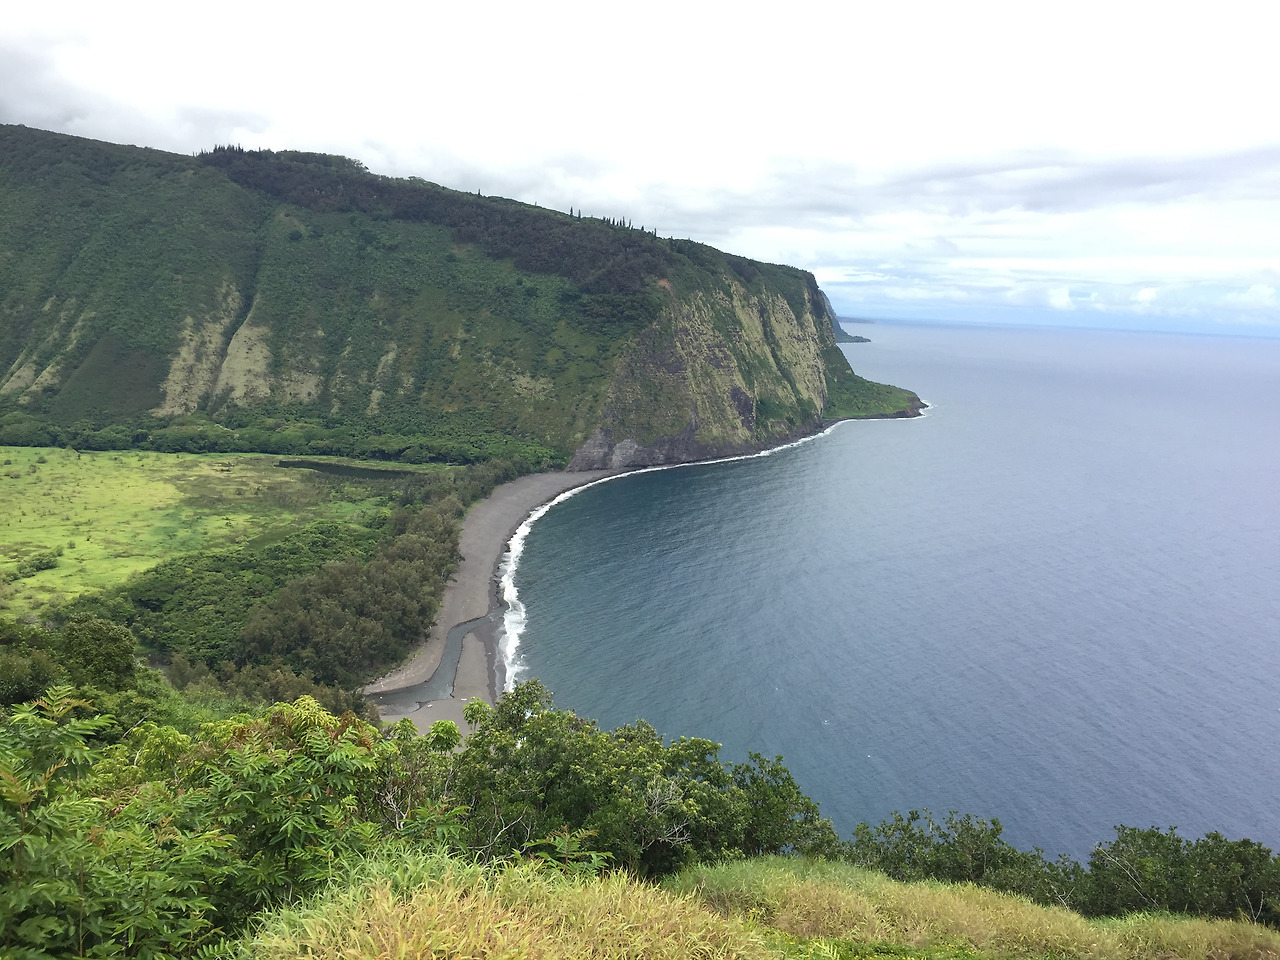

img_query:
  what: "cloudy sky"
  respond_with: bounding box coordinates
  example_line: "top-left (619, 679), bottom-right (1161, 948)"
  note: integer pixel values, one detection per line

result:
top-left (3, 0), bottom-right (1277, 334)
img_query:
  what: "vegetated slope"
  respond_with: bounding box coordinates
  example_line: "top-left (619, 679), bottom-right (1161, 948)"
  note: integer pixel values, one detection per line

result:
top-left (249, 852), bottom-right (1280, 960)
top-left (0, 125), bottom-right (920, 468)
top-left (6, 668), bottom-right (1280, 957)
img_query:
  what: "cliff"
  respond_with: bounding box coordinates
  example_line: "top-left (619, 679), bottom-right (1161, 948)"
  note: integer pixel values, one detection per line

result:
top-left (0, 125), bottom-right (920, 467)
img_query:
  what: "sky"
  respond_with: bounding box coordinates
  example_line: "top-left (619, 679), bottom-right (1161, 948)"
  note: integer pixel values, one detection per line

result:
top-left (3, 0), bottom-right (1278, 335)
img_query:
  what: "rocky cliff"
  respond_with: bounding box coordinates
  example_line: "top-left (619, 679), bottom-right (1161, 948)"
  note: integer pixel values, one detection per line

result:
top-left (0, 125), bottom-right (919, 466)
top-left (569, 276), bottom-right (838, 468)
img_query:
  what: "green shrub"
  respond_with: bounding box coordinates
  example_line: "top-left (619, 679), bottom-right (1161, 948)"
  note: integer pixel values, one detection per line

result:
top-left (14, 548), bottom-right (61, 578)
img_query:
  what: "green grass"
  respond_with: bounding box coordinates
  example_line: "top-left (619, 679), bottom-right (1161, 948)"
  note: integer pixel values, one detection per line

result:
top-left (236, 851), bottom-right (1280, 960)
top-left (668, 858), bottom-right (1280, 960)
top-left (822, 348), bottom-right (924, 420)
top-left (0, 445), bottom-right (440, 616)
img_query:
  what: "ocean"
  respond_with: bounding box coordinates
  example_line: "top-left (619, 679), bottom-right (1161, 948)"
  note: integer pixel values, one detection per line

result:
top-left (501, 321), bottom-right (1280, 860)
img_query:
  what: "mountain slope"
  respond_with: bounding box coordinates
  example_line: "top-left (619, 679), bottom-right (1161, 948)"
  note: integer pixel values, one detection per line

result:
top-left (0, 125), bottom-right (920, 467)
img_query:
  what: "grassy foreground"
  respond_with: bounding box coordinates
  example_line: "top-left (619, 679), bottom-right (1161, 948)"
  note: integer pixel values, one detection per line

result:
top-left (671, 859), bottom-right (1280, 960)
top-left (0, 445), bottom-right (432, 616)
top-left (237, 851), bottom-right (1280, 960)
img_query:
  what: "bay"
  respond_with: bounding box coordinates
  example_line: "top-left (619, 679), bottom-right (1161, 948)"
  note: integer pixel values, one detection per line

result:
top-left (508, 322), bottom-right (1280, 859)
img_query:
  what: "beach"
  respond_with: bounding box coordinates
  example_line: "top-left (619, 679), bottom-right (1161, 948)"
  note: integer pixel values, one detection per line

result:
top-left (364, 469), bottom-right (613, 732)
top-left (362, 419), bottom-right (889, 733)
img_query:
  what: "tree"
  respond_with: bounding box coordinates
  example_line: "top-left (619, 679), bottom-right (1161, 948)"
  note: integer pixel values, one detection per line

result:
top-left (450, 680), bottom-right (836, 876)
top-left (732, 751), bottom-right (838, 858)
top-left (192, 696), bottom-right (385, 921)
top-left (0, 619), bottom-right (65, 705)
top-left (0, 689), bottom-right (230, 957)
top-left (60, 617), bottom-right (137, 691)
top-left (1086, 825), bottom-right (1280, 922)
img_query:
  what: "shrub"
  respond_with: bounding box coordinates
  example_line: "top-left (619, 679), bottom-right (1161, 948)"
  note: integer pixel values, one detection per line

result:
top-left (14, 549), bottom-right (61, 579)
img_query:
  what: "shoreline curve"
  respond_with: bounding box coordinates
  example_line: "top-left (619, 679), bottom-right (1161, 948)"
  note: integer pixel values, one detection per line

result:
top-left (364, 469), bottom-right (615, 732)
top-left (362, 405), bottom-right (929, 734)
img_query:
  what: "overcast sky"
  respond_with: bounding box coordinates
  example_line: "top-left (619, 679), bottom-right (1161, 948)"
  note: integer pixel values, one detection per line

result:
top-left (3, 0), bottom-right (1277, 334)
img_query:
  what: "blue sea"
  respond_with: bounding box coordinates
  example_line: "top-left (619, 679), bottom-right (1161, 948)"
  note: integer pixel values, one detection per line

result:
top-left (503, 321), bottom-right (1280, 860)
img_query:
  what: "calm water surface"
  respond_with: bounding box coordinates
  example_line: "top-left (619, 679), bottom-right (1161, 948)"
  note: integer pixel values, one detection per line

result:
top-left (508, 322), bottom-right (1280, 858)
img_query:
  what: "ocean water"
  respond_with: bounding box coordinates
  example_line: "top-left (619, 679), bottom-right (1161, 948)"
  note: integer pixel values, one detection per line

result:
top-left (504, 322), bottom-right (1280, 859)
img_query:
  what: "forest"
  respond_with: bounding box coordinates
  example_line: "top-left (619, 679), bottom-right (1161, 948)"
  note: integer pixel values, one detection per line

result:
top-left (3, 450), bottom-right (536, 710)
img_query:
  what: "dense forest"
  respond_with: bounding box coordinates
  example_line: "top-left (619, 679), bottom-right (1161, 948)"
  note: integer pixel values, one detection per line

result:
top-left (3, 454), bottom-right (535, 711)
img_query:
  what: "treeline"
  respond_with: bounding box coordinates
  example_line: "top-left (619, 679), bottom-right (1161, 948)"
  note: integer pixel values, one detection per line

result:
top-left (195, 146), bottom-right (836, 339)
top-left (0, 617), bottom-right (138, 705)
top-left (849, 808), bottom-right (1280, 926)
top-left (66, 521), bottom-right (384, 665)
top-left (199, 145), bottom-right (673, 301)
top-left (1, 607), bottom-right (371, 718)
top-left (237, 501), bottom-right (459, 686)
top-left (0, 409), bottom-right (560, 465)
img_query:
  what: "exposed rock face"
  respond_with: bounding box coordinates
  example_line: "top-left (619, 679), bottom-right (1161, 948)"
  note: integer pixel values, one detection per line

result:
top-left (567, 278), bottom-right (837, 470)
top-left (154, 283), bottom-right (242, 416)
top-left (568, 423), bottom-right (707, 470)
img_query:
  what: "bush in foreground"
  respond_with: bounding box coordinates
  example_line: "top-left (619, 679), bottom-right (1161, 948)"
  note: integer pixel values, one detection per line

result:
top-left (5, 683), bottom-right (1278, 958)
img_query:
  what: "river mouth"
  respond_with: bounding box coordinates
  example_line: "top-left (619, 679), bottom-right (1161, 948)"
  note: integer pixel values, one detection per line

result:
top-left (368, 609), bottom-right (503, 713)
top-left (277, 458), bottom-right (420, 480)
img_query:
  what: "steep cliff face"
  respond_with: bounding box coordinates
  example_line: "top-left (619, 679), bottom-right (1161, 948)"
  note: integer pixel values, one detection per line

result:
top-left (568, 276), bottom-right (838, 469)
top-left (0, 126), bottom-right (919, 464)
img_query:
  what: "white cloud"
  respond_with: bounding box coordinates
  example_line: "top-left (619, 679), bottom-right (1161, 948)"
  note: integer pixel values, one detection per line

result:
top-left (1049, 288), bottom-right (1075, 311)
top-left (1225, 284), bottom-right (1278, 307)
top-left (3, 0), bottom-right (1279, 333)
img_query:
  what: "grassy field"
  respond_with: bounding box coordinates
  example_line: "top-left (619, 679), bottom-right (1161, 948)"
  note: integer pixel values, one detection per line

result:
top-left (668, 859), bottom-right (1280, 960)
top-left (242, 849), bottom-right (1280, 960)
top-left (0, 445), bottom-right (438, 617)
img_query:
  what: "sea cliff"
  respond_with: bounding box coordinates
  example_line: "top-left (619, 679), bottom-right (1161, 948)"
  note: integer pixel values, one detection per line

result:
top-left (0, 125), bottom-right (920, 464)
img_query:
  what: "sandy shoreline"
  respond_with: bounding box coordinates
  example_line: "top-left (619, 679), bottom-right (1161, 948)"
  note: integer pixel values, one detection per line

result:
top-left (364, 469), bottom-right (613, 732)
top-left (361, 407), bottom-right (928, 733)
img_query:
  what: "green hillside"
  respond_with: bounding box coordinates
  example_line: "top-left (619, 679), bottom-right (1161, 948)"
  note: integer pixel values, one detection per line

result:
top-left (0, 125), bottom-right (920, 468)
top-left (4, 683), bottom-right (1278, 958)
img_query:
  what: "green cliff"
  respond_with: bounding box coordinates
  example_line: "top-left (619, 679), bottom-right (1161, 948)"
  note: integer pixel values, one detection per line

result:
top-left (0, 125), bottom-right (920, 467)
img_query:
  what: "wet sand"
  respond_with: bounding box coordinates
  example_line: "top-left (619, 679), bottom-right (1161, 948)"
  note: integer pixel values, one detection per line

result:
top-left (365, 469), bottom-right (613, 732)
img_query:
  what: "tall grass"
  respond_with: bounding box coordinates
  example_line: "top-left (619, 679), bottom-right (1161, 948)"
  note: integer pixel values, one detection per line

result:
top-left (669, 858), bottom-right (1280, 960)
top-left (242, 852), bottom-right (1280, 959)
top-left (248, 847), bottom-right (769, 959)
